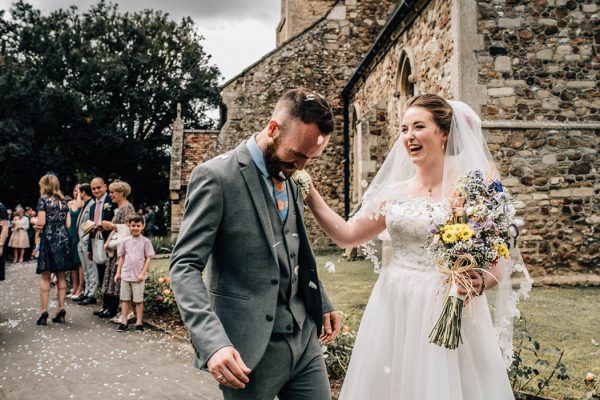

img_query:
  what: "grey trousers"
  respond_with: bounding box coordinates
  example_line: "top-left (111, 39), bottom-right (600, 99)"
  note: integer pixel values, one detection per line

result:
top-left (78, 241), bottom-right (98, 298)
top-left (221, 317), bottom-right (331, 400)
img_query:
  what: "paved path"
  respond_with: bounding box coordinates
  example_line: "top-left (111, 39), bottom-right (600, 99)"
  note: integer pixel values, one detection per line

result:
top-left (0, 261), bottom-right (222, 400)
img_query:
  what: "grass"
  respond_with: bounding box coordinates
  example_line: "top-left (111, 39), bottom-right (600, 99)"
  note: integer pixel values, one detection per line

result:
top-left (150, 252), bottom-right (600, 399)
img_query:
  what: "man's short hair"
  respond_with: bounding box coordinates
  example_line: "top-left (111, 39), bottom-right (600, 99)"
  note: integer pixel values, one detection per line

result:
top-left (129, 215), bottom-right (144, 224)
top-left (79, 183), bottom-right (93, 197)
top-left (277, 88), bottom-right (334, 135)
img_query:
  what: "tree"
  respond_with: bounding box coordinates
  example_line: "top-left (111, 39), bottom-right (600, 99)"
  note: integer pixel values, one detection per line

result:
top-left (0, 1), bottom-right (221, 222)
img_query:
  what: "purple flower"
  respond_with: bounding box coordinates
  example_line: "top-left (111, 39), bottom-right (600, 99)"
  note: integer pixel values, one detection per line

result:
top-left (483, 219), bottom-right (497, 230)
top-left (430, 226), bottom-right (440, 234)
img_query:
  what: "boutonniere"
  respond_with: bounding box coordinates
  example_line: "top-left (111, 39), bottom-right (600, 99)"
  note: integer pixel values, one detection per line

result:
top-left (291, 170), bottom-right (312, 199)
top-left (103, 203), bottom-right (111, 210)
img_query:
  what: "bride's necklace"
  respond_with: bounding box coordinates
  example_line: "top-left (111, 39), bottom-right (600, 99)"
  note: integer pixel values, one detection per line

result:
top-left (419, 180), bottom-right (442, 197)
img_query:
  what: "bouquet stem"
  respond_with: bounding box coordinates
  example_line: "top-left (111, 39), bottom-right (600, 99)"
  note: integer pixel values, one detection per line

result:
top-left (429, 284), bottom-right (464, 349)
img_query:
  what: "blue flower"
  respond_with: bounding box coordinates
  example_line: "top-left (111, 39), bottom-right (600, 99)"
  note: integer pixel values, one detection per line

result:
top-left (489, 180), bottom-right (504, 193)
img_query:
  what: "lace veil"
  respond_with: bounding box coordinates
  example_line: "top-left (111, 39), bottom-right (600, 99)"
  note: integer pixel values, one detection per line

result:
top-left (352, 100), bottom-right (533, 368)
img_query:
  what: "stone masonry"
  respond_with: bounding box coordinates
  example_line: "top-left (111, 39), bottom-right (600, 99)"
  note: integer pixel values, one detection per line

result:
top-left (345, 0), bottom-right (599, 276)
top-left (170, 0), bottom-right (598, 275)
top-left (207, 0), bottom-right (399, 249)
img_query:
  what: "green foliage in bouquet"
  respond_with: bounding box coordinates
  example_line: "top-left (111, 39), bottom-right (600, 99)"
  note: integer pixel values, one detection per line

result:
top-left (510, 317), bottom-right (569, 399)
top-left (144, 271), bottom-right (179, 318)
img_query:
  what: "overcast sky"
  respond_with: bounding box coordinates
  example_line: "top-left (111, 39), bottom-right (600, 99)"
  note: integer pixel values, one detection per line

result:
top-left (0, 0), bottom-right (281, 82)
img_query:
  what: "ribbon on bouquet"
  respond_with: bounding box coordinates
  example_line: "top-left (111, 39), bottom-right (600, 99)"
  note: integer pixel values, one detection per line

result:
top-left (429, 255), bottom-right (499, 349)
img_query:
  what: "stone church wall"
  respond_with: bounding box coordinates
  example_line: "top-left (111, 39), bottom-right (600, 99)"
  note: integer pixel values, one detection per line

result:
top-left (475, 0), bottom-right (599, 275)
top-left (213, 0), bottom-right (398, 250)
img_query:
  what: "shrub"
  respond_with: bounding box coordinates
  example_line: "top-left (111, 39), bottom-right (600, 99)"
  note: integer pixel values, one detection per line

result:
top-left (150, 236), bottom-right (177, 254)
top-left (322, 313), bottom-right (359, 381)
top-left (510, 316), bottom-right (569, 399)
top-left (144, 270), bottom-right (180, 319)
top-left (584, 368), bottom-right (600, 399)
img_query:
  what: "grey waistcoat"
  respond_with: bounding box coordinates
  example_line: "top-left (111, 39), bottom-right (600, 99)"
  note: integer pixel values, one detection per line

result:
top-left (258, 176), bottom-right (307, 333)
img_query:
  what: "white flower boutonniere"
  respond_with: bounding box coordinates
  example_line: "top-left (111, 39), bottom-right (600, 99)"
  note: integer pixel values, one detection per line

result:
top-left (103, 203), bottom-right (111, 210)
top-left (291, 170), bottom-right (312, 199)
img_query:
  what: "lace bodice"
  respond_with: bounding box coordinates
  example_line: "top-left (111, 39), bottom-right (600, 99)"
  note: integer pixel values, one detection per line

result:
top-left (384, 197), bottom-right (445, 272)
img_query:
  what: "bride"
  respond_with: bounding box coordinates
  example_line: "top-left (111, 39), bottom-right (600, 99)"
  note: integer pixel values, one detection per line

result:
top-left (305, 94), bottom-right (531, 399)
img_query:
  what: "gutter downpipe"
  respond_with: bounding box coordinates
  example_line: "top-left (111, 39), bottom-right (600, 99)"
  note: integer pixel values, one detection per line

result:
top-left (342, 91), bottom-right (350, 221)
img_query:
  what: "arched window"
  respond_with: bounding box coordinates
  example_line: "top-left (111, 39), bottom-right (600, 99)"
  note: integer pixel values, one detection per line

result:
top-left (394, 52), bottom-right (415, 123)
top-left (351, 105), bottom-right (363, 204)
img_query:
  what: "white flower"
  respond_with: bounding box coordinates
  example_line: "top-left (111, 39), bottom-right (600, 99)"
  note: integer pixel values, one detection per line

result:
top-left (325, 261), bottom-right (335, 273)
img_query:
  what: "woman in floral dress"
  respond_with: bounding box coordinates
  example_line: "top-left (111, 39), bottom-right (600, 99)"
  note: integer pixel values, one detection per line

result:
top-left (35, 173), bottom-right (74, 325)
top-left (98, 180), bottom-right (135, 319)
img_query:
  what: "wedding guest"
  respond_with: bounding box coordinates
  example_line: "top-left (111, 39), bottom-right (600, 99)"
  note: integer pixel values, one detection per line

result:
top-left (67, 184), bottom-right (85, 300)
top-left (0, 201), bottom-right (8, 282)
top-left (8, 207), bottom-right (30, 263)
top-left (35, 173), bottom-right (74, 325)
top-left (76, 184), bottom-right (98, 306)
top-left (4, 208), bottom-right (12, 260)
top-left (143, 207), bottom-right (156, 238)
top-left (114, 215), bottom-right (154, 332)
top-left (87, 177), bottom-right (115, 316)
top-left (24, 208), bottom-right (36, 261)
top-left (97, 180), bottom-right (134, 320)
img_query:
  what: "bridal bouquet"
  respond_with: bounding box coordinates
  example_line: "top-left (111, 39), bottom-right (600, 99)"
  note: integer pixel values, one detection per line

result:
top-left (426, 170), bottom-right (519, 349)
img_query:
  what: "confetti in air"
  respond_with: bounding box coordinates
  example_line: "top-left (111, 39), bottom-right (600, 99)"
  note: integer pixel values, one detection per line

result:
top-left (325, 262), bottom-right (335, 273)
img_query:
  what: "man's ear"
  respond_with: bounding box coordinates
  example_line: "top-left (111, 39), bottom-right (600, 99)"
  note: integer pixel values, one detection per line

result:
top-left (267, 120), bottom-right (280, 139)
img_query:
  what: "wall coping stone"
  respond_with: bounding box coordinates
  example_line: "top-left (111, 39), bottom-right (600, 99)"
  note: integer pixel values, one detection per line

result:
top-left (481, 120), bottom-right (600, 130)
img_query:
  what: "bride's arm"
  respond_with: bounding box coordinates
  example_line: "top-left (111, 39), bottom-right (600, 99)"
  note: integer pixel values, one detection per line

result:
top-left (304, 183), bottom-right (386, 248)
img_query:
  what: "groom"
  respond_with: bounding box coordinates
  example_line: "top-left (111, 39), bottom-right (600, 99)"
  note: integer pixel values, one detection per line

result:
top-left (170, 88), bottom-right (341, 399)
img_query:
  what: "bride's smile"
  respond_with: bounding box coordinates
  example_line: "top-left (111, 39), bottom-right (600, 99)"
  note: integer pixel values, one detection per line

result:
top-left (401, 106), bottom-right (447, 166)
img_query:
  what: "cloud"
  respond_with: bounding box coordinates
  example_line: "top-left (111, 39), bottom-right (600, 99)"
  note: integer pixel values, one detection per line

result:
top-left (1, 0), bottom-right (280, 23)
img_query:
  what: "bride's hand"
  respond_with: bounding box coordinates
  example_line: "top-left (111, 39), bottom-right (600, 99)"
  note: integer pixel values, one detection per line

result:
top-left (458, 271), bottom-right (483, 305)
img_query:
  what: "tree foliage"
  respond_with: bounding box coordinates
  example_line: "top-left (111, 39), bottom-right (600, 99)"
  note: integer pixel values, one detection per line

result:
top-left (0, 1), bottom-right (221, 215)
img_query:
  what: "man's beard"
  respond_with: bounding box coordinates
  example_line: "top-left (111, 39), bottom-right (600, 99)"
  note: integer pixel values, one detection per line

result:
top-left (264, 138), bottom-right (294, 180)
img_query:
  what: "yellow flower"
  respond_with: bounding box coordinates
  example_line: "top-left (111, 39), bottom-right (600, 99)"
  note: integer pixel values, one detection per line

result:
top-left (495, 243), bottom-right (510, 258)
top-left (458, 225), bottom-right (474, 241)
top-left (442, 231), bottom-right (458, 244)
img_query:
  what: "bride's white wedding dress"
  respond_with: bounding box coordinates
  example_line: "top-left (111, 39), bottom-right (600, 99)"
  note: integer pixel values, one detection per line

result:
top-left (339, 198), bottom-right (515, 400)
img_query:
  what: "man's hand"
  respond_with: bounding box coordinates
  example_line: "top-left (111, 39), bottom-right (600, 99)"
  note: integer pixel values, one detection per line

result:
top-left (457, 270), bottom-right (483, 305)
top-left (320, 311), bottom-right (342, 344)
top-left (207, 346), bottom-right (251, 389)
top-left (114, 273), bottom-right (121, 284)
top-left (136, 273), bottom-right (145, 283)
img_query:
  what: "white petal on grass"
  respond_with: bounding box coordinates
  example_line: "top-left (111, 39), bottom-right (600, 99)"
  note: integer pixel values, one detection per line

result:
top-left (325, 262), bottom-right (335, 273)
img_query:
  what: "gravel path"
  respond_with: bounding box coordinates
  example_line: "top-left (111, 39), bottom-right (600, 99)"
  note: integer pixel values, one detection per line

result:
top-left (0, 260), bottom-right (221, 400)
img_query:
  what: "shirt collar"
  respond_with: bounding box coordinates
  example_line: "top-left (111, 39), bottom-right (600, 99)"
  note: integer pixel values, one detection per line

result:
top-left (246, 134), bottom-right (270, 179)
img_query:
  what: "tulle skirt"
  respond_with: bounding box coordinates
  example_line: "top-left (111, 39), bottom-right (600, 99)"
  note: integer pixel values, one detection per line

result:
top-left (339, 265), bottom-right (514, 400)
top-left (9, 229), bottom-right (30, 249)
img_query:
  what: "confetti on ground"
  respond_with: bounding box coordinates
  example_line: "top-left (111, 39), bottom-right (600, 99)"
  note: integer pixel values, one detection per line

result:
top-left (0, 261), bottom-right (221, 399)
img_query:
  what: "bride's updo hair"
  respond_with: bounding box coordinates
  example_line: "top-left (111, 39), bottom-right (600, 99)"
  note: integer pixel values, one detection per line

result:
top-left (406, 94), bottom-right (453, 134)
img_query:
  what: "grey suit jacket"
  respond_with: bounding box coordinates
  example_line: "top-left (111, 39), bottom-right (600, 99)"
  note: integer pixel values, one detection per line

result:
top-left (170, 142), bottom-right (334, 371)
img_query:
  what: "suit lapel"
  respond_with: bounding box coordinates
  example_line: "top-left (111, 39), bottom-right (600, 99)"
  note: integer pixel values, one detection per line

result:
top-left (237, 143), bottom-right (279, 267)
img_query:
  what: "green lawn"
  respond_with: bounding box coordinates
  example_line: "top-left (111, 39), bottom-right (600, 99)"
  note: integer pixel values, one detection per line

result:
top-left (150, 253), bottom-right (599, 399)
